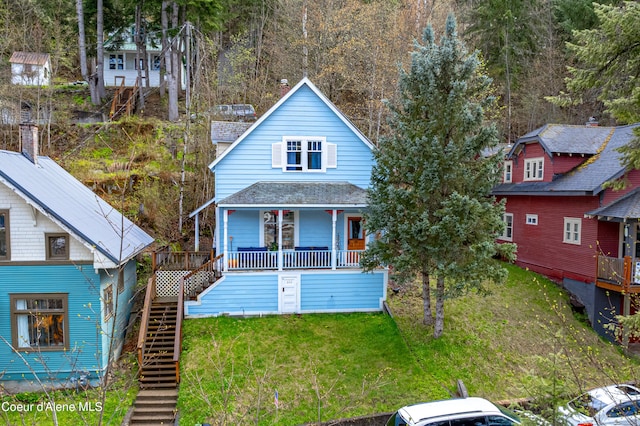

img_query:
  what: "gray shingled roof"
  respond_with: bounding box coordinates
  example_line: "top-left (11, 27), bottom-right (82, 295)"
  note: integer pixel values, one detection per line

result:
top-left (218, 181), bottom-right (368, 207)
top-left (586, 188), bottom-right (640, 221)
top-left (513, 124), bottom-right (614, 156)
top-left (210, 121), bottom-right (252, 143)
top-left (494, 123), bottom-right (639, 196)
top-left (0, 151), bottom-right (153, 265)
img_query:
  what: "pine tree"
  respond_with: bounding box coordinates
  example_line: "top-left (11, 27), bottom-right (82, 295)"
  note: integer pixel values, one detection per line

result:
top-left (362, 14), bottom-right (515, 338)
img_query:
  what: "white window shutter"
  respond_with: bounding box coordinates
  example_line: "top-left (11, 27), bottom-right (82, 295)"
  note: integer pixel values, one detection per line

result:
top-left (272, 142), bottom-right (283, 168)
top-left (326, 143), bottom-right (337, 168)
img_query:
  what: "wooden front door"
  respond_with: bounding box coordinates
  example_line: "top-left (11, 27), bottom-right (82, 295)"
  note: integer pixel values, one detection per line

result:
top-left (347, 216), bottom-right (365, 251)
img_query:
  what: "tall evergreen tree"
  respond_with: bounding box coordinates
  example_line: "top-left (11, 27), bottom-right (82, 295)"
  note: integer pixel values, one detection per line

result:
top-left (361, 14), bottom-right (515, 338)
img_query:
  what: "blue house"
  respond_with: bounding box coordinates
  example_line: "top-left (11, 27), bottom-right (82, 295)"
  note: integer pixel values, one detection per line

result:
top-left (187, 78), bottom-right (388, 317)
top-left (0, 124), bottom-right (153, 391)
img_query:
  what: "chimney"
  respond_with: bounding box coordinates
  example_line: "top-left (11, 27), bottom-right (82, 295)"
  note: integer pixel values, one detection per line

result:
top-left (279, 79), bottom-right (291, 98)
top-left (20, 123), bottom-right (39, 165)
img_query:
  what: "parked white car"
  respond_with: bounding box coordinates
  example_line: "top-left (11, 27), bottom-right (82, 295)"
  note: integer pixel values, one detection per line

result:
top-left (557, 384), bottom-right (640, 426)
top-left (386, 397), bottom-right (545, 426)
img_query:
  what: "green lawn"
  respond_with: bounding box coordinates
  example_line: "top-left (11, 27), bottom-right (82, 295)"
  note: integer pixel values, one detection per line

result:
top-left (177, 264), bottom-right (640, 425)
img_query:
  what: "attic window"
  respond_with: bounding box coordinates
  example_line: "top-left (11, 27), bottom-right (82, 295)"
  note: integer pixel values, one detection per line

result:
top-left (46, 233), bottom-right (69, 260)
top-left (272, 137), bottom-right (337, 172)
top-left (524, 157), bottom-right (544, 181)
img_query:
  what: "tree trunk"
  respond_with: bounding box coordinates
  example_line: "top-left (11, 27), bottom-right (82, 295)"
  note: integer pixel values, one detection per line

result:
top-left (76, 0), bottom-right (99, 105)
top-left (434, 275), bottom-right (445, 338)
top-left (160, 0), bottom-right (168, 98)
top-left (168, 2), bottom-right (179, 122)
top-left (135, 3), bottom-right (145, 110)
top-left (421, 270), bottom-right (433, 326)
top-left (96, 0), bottom-right (106, 101)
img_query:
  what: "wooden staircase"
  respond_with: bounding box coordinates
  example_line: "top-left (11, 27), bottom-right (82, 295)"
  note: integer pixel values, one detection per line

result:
top-left (139, 300), bottom-right (178, 388)
top-left (130, 297), bottom-right (179, 425)
top-left (110, 77), bottom-right (138, 120)
top-left (130, 251), bottom-right (219, 425)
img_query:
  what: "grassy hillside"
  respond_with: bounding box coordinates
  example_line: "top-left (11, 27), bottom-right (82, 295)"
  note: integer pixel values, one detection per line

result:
top-left (177, 264), bottom-right (639, 425)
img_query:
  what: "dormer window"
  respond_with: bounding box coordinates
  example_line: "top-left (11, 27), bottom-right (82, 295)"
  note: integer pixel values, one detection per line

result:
top-left (272, 137), bottom-right (337, 172)
top-left (503, 160), bottom-right (513, 183)
top-left (524, 157), bottom-right (544, 181)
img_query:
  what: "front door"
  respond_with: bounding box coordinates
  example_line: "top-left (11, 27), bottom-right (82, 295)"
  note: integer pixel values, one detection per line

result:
top-left (347, 216), bottom-right (365, 250)
top-left (279, 274), bottom-right (300, 313)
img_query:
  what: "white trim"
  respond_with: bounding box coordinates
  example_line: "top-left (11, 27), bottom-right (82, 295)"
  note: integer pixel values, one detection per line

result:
top-left (500, 213), bottom-right (514, 241)
top-left (525, 214), bottom-right (538, 225)
top-left (209, 77), bottom-right (374, 170)
top-left (524, 157), bottom-right (544, 181)
top-left (503, 160), bottom-right (513, 183)
top-left (563, 217), bottom-right (581, 245)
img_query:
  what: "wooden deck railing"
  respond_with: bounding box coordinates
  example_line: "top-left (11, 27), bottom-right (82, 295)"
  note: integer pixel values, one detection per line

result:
top-left (136, 275), bottom-right (156, 368)
top-left (153, 249), bottom-right (215, 272)
top-left (596, 254), bottom-right (640, 293)
top-left (172, 254), bottom-right (223, 384)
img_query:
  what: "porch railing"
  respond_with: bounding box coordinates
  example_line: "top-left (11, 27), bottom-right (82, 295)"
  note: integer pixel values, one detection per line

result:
top-left (225, 249), bottom-right (363, 270)
top-left (596, 254), bottom-right (640, 291)
top-left (153, 248), bottom-right (215, 272)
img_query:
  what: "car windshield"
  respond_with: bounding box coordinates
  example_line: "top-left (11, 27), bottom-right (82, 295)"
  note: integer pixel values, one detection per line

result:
top-left (498, 406), bottom-right (522, 423)
top-left (568, 393), bottom-right (606, 417)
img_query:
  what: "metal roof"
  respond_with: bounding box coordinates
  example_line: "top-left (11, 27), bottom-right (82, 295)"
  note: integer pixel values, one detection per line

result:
top-left (9, 52), bottom-right (50, 66)
top-left (494, 123), bottom-right (639, 196)
top-left (0, 150), bottom-right (154, 265)
top-left (218, 181), bottom-right (368, 208)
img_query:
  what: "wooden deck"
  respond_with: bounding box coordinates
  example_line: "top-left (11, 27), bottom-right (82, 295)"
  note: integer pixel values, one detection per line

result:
top-left (596, 254), bottom-right (640, 293)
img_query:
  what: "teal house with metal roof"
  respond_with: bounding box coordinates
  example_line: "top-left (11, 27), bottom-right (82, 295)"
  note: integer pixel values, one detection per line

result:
top-left (0, 125), bottom-right (153, 390)
top-left (188, 78), bottom-right (388, 317)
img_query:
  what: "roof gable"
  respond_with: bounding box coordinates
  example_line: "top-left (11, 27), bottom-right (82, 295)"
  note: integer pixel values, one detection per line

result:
top-left (0, 151), bottom-right (153, 265)
top-left (209, 77), bottom-right (374, 170)
top-left (495, 123), bottom-right (640, 195)
top-left (509, 124), bottom-right (614, 157)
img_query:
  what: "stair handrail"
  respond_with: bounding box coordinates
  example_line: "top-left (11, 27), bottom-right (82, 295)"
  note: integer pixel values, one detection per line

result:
top-left (183, 252), bottom-right (224, 298)
top-left (172, 252), bottom-right (222, 384)
top-left (109, 78), bottom-right (127, 119)
top-left (126, 77), bottom-right (139, 116)
top-left (137, 275), bottom-right (156, 369)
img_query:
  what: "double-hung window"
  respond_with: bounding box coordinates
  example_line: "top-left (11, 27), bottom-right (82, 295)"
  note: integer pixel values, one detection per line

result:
top-left (109, 54), bottom-right (124, 70)
top-left (503, 160), bottom-right (513, 183)
top-left (524, 157), bottom-right (544, 181)
top-left (0, 210), bottom-right (9, 260)
top-left (11, 294), bottom-right (69, 350)
top-left (563, 218), bottom-right (581, 245)
top-left (273, 137), bottom-right (337, 172)
top-left (501, 213), bottom-right (513, 241)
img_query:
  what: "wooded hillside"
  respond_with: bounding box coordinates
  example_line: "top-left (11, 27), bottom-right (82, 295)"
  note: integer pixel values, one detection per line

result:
top-left (0, 0), bottom-right (630, 246)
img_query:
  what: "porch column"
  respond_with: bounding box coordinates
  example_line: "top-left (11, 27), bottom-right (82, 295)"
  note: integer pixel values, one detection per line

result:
top-left (331, 209), bottom-right (337, 270)
top-left (223, 209), bottom-right (229, 272)
top-left (278, 209), bottom-right (283, 271)
top-left (194, 213), bottom-right (200, 252)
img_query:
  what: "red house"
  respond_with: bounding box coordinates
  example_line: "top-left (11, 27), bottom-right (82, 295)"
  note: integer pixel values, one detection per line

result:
top-left (493, 122), bottom-right (640, 340)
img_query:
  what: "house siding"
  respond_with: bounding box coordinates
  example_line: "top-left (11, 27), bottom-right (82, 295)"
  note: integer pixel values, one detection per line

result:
top-left (99, 260), bottom-right (137, 369)
top-left (300, 271), bottom-right (385, 312)
top-left (0, 184), bottom-right (93, 262)
top-left (0, 264), bottom-right (103, 382)
top-left (227, 209), bottom-right (353, 250)
top-left (185, 270), bottom-right (387, 317)
top-left (501, 194), bottom-right (601, 282)
top-left (213, 84), bottom-right (374, 202)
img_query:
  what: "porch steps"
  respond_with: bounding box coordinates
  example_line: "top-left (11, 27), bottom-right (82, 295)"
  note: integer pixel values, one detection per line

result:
top-left (129, 389), bottom-right (177, 425)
